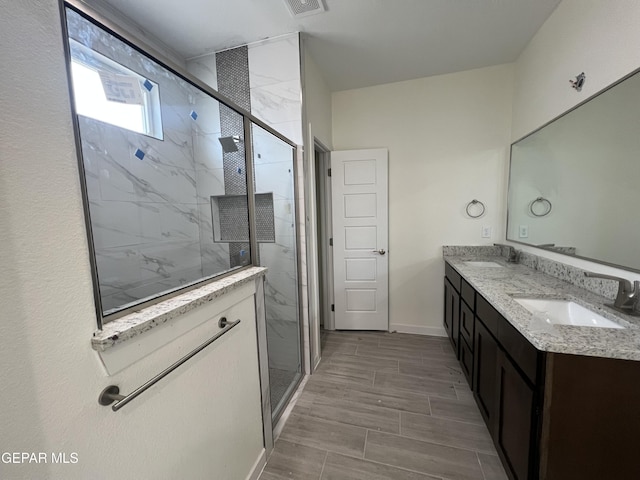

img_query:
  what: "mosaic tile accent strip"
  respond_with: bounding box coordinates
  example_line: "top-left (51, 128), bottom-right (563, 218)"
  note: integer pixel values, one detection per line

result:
top-left (216, 46), bottom-right (252, 266)
top-left (215, 46), bottom-right (251, 110)
top-left (255, 193), bottom-right (275, 242)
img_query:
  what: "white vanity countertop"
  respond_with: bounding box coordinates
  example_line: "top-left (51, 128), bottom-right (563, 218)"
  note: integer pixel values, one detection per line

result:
top-left (91, 267), bottom-right (267, 352)
top-left (445, 256), bottom-right (640, 361)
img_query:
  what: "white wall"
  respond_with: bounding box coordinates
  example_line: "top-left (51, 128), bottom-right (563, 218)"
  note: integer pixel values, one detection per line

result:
top-left (302, 41), bottom-right (333, 367)
top-left (332, 65), bottom-right (513, 335)
top-left (511, 0), bottom-right (640, 141)
top-left (0, 2), bottom-right (264, 479)
top-left (508, 72), bottom-right (640, 267)
top-left (508, 0), bottom-right (640, 280)
top-left (303, 46), bottom-right (333, 149)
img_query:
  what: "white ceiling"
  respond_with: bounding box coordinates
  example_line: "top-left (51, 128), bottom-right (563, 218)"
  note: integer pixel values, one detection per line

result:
top-left (99, 0), bottom-right (561, 92)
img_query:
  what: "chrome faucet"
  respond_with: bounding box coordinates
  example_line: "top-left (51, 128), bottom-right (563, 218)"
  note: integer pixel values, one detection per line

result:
top-left (584, 272), bottom-right (640, 314)
top-left (494, 243), bottom-right (521, 263)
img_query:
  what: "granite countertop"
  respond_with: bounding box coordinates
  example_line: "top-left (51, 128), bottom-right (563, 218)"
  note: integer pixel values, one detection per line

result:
top-left (445, 256), bottom-right (640, 361)
top-left (92, 266), bottom-right (267, 352)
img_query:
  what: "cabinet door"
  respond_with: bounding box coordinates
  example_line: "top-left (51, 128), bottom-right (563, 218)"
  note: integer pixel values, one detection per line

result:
top-left (496, 351), bottom-right (536, 480)
top-left (459, 337), bottom-right (474, 389)
top-left (473, 318), bottom-right (499, 434)
top-left (443, 278), bottom-right (453, 339)
top-left (443, 278), bottom-right (460, 357)
top-left (450, 286), bottom-right (460, 357)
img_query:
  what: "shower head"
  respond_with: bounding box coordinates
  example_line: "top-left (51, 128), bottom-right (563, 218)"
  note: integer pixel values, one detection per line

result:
top-left (218, 135), bottom-right (241, 153)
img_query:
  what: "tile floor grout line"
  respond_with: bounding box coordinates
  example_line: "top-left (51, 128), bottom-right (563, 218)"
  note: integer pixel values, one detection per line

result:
top-left (363, 429), bottom-right (369, 459)
top-left (393, 429), bottom-right (498, 457)
top-left (368, 429), bottom-right (495, 458)
top-left (346, 447), bottom-right (448, 480)
top-left (317, 450), bottom-right (328, 480)
top-left (428, 412), bottom-right (486, 428)
top-left (476, 451), bottom-right (488, 480)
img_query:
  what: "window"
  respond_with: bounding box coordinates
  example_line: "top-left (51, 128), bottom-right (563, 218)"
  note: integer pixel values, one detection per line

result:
top-left (69, 40), bottom-right (163, 139)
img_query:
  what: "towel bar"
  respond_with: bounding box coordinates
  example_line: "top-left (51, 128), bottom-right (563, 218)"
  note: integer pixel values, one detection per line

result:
top-left (98, 317), bottom-right (241, 411)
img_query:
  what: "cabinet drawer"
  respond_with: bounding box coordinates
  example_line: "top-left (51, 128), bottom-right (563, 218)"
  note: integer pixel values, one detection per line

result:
top-left (460, 299), bottom-right (474, 348)
top-left (445, 262), bottom-right (461, 292)
top-left (498, 319), bottom-right (539, 385)
top-left (476, 294), bottom-right (499, 338)
top-left (461, 279), bottom-right (475, 309)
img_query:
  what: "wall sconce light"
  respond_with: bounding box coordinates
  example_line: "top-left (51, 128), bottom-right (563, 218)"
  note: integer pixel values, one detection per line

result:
top-left (570, 72), bottom-right (586, 92)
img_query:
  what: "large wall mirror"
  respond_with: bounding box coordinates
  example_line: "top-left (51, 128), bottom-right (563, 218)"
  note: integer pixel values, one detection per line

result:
top-left (507, 68), bottom-right (640, 272)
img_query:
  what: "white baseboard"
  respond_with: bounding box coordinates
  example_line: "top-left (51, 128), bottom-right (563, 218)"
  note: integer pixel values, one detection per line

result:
top-left (246, 448), bottom-right (267, 480)
top-left (389, 323), bottom-right (447, 337)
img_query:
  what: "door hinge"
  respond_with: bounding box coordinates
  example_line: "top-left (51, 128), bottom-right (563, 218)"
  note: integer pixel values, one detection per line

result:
top-left (328, 168), bottom-right (332, 177)
top-left (329, 237), bottom-right (333, 246)
top-left (331, 304), bottom-right (335, 312)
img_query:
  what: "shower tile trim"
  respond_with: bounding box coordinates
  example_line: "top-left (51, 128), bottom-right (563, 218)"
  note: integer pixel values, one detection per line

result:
top-left (91, 266), bottom-right (267, 351)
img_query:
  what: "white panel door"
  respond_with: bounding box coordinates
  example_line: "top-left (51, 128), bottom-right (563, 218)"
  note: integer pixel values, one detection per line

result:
top-left (331, 148), bottom-right (388, 330)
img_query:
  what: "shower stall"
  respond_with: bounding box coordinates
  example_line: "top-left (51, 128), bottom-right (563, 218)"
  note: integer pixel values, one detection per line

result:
top-left (64, 4), bottom-right (304, 430)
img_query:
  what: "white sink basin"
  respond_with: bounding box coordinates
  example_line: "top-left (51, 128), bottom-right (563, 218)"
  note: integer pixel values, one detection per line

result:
top-left (464, 261), bottom-right (504, 268)
top-left (514, 298), bottom-right (624, 329)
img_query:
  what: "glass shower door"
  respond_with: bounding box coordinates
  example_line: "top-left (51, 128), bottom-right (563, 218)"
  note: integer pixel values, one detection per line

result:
top-left (250, 123), bottom-right (302, 421)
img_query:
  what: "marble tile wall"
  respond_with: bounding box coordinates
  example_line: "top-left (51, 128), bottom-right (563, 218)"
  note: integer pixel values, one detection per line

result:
top-left (70, 10), bottom-right (230, 314)
top-left (248, 34), bottom-right (303, 145)
top-left (248, 35), bottom-right (304, 373)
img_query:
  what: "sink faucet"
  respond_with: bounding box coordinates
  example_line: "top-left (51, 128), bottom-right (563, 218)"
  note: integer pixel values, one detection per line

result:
top-left (584, 272), bottom-right (640, 314)
top-left (494, 243), bottom-right (521, 263)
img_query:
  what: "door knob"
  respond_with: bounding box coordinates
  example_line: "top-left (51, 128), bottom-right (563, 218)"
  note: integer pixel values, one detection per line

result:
top-left (372, 249), bottom-right (386, 255)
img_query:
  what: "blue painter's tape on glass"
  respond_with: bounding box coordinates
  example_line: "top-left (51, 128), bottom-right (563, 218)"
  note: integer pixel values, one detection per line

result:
top-left (134, 148), bottom-right (145, 160)
top-left (143, 79), bottom-right (153, 91)
top-left (190, 110), bottom-right (198, 120)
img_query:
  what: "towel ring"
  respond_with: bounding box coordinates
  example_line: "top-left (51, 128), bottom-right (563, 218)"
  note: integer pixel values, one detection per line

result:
top-left (466, 199), bottom-right (485, 218)
top-left (530, 197), bottom-right (552, 217)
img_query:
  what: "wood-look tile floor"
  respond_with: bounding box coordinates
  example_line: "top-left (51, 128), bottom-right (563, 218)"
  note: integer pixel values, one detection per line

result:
top-left (259, 331), bottom-right (508, 480)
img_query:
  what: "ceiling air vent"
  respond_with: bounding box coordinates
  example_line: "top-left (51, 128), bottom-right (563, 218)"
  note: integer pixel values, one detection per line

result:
top-left (284, 0), bottom-right (326, 18)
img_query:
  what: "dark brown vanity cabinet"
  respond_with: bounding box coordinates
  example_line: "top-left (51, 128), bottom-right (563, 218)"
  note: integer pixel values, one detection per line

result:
top-left (445, 263), bottom-right (543, 480)
top-left (444, 264), bottom-right (475, 380)
top-left (444, 261), bottom-right (640, 480)
top-left (474, 291), bottom-right (543, 480)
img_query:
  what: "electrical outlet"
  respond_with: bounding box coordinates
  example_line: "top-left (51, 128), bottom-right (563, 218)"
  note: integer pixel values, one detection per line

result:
top-left (481, 226), bottom-right (492, 238)
top-left (519, 225), bottom-right (529, 238)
